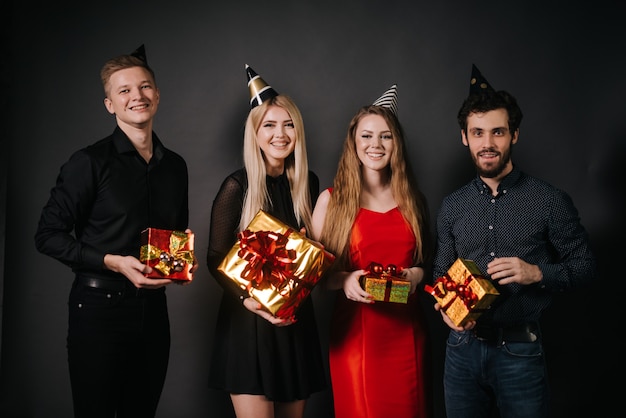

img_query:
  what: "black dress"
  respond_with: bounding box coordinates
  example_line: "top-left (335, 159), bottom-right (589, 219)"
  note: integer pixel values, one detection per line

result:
top-left (207, 168), bottom-right (326, 401)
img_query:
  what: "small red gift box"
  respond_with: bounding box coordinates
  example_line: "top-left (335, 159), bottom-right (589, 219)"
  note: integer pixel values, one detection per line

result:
top-left (140, 228), bottom-right (195, 280)
top-left (359, 262), bottom-right (410, 304)
top-left (218, 210), bottom-right (335, 319)
top-left (425, 258), bottom-right (499, 326)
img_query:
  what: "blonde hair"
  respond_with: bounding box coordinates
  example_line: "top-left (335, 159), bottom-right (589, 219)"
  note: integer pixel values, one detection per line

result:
top-left (239, 95), bottom-right (313, 233)
top-left (320, 105), bottom-right (426, 267)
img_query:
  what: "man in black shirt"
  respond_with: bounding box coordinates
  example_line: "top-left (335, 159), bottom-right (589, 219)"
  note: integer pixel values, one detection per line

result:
top-left (432, 64), bottom-right (597, 418)
top-left (34, 45), bottom-right (196, 418)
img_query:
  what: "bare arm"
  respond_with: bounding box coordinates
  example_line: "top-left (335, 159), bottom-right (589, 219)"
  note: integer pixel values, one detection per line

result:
top-left (310, 189), bottom-right (331, 241)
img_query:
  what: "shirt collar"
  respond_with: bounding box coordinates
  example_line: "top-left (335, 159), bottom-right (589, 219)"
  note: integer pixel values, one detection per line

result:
top-left (472, 165), bottom-right (522, 194)
top-left (112, 126), bottom-right (164, 162)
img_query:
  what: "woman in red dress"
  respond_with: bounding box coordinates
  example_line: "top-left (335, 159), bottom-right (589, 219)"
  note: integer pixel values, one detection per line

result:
top-left (311, 85), bottom-right (433, 418)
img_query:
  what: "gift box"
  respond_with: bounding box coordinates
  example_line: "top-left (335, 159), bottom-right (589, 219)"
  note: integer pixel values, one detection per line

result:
top-left (359, 262), bottom-right (410, 303)
top-left (218, 209), bottom-right (335, 319)
top-left (140, 228), bottom-right (195, 280)
top-left (425, 258), bottom-right (499, 327)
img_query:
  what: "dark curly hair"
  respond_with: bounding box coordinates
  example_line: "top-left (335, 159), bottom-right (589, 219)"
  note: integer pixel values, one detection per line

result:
top-left (457, 90), bottom-right (523, 134)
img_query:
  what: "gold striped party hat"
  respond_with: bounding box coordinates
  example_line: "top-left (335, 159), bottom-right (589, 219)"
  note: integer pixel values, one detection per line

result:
top-left (246, 64), bottom-right (278, 108)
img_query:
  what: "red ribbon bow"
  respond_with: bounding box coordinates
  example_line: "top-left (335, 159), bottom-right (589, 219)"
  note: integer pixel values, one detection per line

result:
top-left (366, 262), bottom-right (398, 276)
top-left (237, 229), bottom-right (297, 295)
top-left (426, 274), bottom-right (478, 309)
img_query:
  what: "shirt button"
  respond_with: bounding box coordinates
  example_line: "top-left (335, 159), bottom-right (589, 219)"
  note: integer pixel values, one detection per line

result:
top-left (491, 198), bottom-right (495, 203)
top-left (489, 225), bottom-right (493, 230)
top-left (490, 252), bottom-right (495, 256)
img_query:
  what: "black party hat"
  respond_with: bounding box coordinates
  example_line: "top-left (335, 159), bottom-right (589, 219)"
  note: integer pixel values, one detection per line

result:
top-left (372, 84), bottom-right (398, 116)
top-left (130, 44), bottom-right (148, 64)
top-left (469, 64), bottom-right (495, 95)
top-left (246, 64), bottom-right (279, 108)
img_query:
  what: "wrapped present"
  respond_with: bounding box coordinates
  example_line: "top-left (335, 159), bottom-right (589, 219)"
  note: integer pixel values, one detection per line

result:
top-left (218, 209), bottom-right (335, 319)
top-left (425, 258), bottom-right (499, 327)
top-left (359, 262), bottom-right (410, 304)
top-left (140, 228), bottom-right (195, 280)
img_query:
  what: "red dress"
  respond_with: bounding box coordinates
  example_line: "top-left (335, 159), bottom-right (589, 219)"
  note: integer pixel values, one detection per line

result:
top-left (329, 207), bottom-right (431, 418)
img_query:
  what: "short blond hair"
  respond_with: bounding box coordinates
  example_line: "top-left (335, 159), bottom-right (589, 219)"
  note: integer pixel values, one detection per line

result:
top-left (100, 55), bottom-right (156, 97)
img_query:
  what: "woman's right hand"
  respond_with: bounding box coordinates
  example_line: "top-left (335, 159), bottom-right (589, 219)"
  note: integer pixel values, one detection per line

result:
top-left (342, 269), bottom-right (374, 304)
top-left (242, 297), bottom-right (297, 326)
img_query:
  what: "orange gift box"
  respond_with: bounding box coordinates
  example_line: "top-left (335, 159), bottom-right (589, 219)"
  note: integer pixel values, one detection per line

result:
top-left (425, 258), bottom-right (499, 327)
top-left (140, 228), bottom-right (195, 281)
top-left (359, 262), bottom-right (410, 304)
top-left (218, 210), bottom-right (335, 319)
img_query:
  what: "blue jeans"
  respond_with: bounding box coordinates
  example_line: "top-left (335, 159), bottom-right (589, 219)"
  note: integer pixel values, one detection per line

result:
top-left (444, 329), bottom-right (550, 418)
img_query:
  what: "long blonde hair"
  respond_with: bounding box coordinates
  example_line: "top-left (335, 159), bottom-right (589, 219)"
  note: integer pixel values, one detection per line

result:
top-left (239, 95), bottom-right (313, 233)
top-left (320, 105), bottom-right (426, 267)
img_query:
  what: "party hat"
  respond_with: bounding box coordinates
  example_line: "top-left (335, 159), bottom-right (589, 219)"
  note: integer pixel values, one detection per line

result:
top-left (469, 64), bottom-right (495, 95)
top-left (372, 84), bottom-right (398, 116)
top-left (130, 44), bottom-right (148, 64)
top-left (246, 64), bottom-right (278, 108)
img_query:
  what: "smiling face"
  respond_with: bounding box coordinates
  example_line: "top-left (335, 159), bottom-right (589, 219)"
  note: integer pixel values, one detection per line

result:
top-left (462, 108), bottom-right (517, 181)
top-left (355, 114), bottom-right (394, 172)
top-left (255, 105), bottom-right (296, 172)
top-left (103, 66), bottom-right (159, 129)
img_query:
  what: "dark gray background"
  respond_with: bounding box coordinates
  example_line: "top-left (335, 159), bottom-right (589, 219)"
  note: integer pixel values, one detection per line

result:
top-left (1, 1), bottom-right (623, 417)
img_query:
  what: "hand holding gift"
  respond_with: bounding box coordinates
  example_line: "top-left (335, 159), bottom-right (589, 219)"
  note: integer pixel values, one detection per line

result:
top-left (140, 228), bottom-right (195, 281)
top-left (359, 262), bottom-right (411, 304)
top-left (425, 258), bottom-right (499, 327)
top-left (218, 210), bottom-right (335, 319)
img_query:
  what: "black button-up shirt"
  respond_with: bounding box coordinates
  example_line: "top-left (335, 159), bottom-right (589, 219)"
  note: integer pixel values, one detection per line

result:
top-left (433, 165), bottom-right (597, 325)
top-left (35, 126), bottom-right (189, 281)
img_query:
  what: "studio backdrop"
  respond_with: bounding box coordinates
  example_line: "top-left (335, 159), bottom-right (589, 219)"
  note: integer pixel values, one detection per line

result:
top-left (2, 1), bottom-right (623, 417)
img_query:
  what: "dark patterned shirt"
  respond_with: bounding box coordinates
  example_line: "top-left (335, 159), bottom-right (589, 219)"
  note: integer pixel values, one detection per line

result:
top-left (433, 165), bottom-right (597, 326)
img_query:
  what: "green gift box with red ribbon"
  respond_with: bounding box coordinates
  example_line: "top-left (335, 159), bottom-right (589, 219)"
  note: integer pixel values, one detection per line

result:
top-left (425, 258), bottom-right (499, 327)
top-left (359, 262), bottom-right (410, 304)
top-left (218, 210), bottom-right (335, 319)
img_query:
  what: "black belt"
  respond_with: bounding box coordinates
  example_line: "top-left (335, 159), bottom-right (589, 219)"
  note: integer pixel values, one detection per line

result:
top-left (76, 275), bottom-right (128, 292)
top-left (75, 275), bottom-right (165, 298)
top-left (473, 322), bottom-right (540, 344)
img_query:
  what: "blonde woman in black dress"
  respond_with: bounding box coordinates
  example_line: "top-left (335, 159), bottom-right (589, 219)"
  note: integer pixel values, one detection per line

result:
top-left (206, 65), bottom-right (325, 418)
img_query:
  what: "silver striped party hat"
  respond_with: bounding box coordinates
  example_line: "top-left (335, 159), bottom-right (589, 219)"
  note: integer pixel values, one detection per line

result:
top-left (372, 84), bottom-right (398, 116)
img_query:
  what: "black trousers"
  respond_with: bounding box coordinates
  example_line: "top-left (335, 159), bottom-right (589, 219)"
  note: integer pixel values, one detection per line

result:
top-left (67, 279), bottom-right (170, 418)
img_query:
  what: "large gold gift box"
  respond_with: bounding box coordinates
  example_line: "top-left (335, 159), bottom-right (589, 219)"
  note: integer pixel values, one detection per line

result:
top-left (140, 228), bottom-right (195, 281)
top-left (218, 210), bottom-right (335, 319)
top-left (359, 262), bottom-right (410, 304)
top-left (425, 258), bottom-right (499, 327)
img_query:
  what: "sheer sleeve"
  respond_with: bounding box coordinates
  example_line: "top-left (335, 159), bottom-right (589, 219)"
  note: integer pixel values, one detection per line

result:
top-left (206, 170), bottom-right (248, 299)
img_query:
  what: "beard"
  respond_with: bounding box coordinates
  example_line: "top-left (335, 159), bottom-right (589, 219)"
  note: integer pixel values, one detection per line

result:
top-left (471, 147), bottom-right (512, 178)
